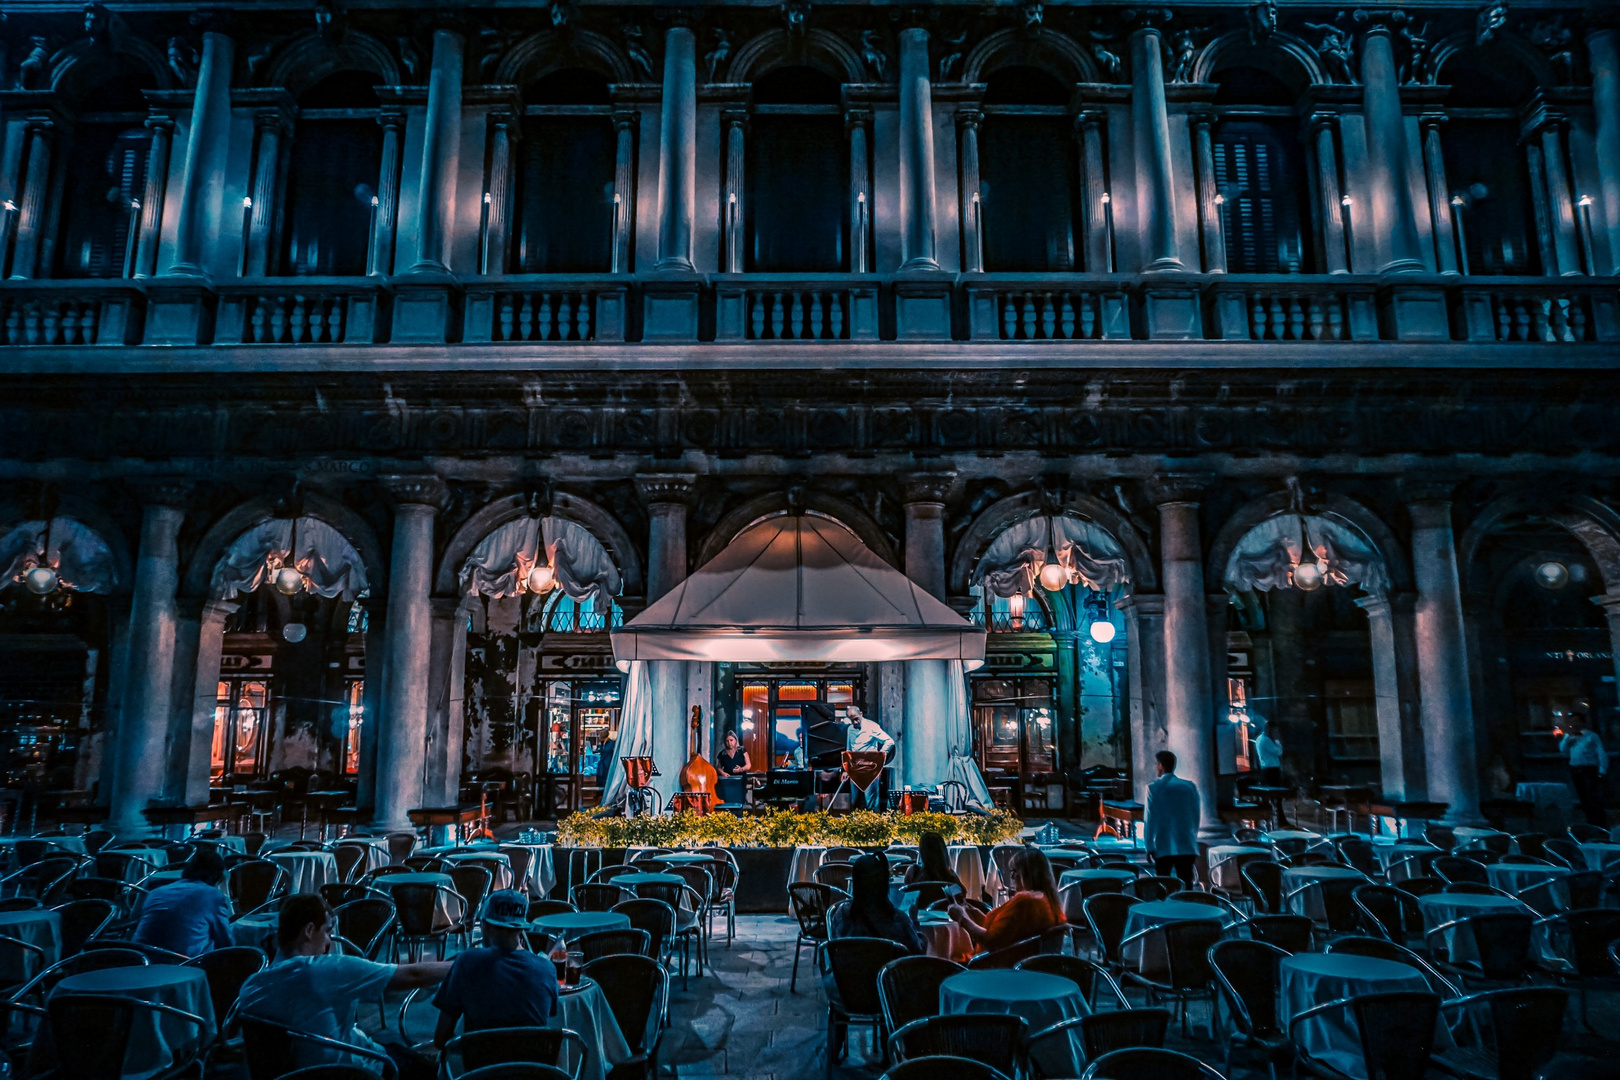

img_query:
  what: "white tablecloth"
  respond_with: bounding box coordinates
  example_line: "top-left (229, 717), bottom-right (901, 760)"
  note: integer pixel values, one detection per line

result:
top-left (1485, 863), bottom-right (1569, 906)
top-left (440, 851), bottom-right (515, 891)
top-left (1207, 845), bottom-right (1268, 889)
top-left (52, 965), bottom-right (216, 1080)
top-left (1281, 953), bottom-right (1430, 1080)
top-left (918, 911), bottom-right (973, 962)
top-left (1121, 900), bottom-right (1229, 972)
top-left (1374, 844), bottom-right (1435, 882)
top-left (109, 848), bottom-right (170, 882)
top-left (230, 913), bottom-right (279, 952)
top-left (556, 979), bottom-right (633, 1080)
top-left (1283, 866), bottom-right (1367, 921)
top-left (503, 843), bottom-right (557, 897)
top-left (268, 851), bottom-right (339, 894)
top-left (939, 969), bottom-right (1088, 1032)
top-left (1417, 893), bottom-right (1532, 963)
top-left (373, 872), bottom-right (464, 931)
top-left (1579, 843), bottom-right (1620, 872)
top-left (1059, 868), bottom-right (1137, 890)
top-left (1451, 827), bottom-right (1506, 847)
top-left (0, 909), bottom-right (60, 982)
top-left (0, 836), bottom-right (87, 856)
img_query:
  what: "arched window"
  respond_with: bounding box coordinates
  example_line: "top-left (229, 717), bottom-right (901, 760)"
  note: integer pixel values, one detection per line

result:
top-left (55, 74), bottom-right (155, 279)
top-left (1210, 63), bottom-right (1314, 273)
top-left (280, 72), bottom-right (384, 276)
top-left (1439, 49), bottom-right (1541, 275)
top-left (979, 67), bottom-right (1079, 272)
top-left (746, 67), bottom-right (846, 272)
top-left (510, 69), bottom-right (617, 274)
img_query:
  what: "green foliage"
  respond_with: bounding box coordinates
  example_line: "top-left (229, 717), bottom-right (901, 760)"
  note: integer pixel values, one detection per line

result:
top-left (555, 806), bottom-right (1024, 849)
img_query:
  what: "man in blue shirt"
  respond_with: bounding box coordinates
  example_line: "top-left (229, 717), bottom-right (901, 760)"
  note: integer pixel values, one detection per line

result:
top-left (433, 888), bottom-right (559, 1045)
top-left (132, 847), bottom-right (233, 957)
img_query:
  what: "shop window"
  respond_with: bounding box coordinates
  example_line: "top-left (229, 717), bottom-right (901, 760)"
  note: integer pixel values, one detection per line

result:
top-left (1323, 679), bottom-right (1378, 762)
top-left (971, 676), bottom-right (1055, 778)
top-left (746, 68), bottom-right (846, 272)
top-left (1212, 119), bottom-right (1312, 273)
top-left (1228, 675), bottom-right (1254, 771)
top-left (281, 72), bottom-right (384, 277)
top-left (342, 678), bottom-right (363, 775)
top-left (980, 67), bottom-right (1078, 272)
top-left (213, 677), bottom-right (269, 778)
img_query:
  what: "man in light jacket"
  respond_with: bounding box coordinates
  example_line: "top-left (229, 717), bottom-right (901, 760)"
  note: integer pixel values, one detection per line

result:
top-left (1145, 750), bottom-right (1201, 886)
top-left (1561, 713), bottom-right (1609, 826)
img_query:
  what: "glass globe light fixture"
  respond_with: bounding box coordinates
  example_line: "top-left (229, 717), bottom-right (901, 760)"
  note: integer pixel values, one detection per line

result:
top-left (275, 566), bottom-right (304, 595)
top-left (23, 565), bottom-right (58, 595)
top-left (1292, 560), bottom-right (1324, 591)
top-left (1089, 619), bottom-right (1117, 644)
top-left (281, 622), bottom-right (308, 644)
top-left (526, 563), bottom-right (557, 593)
top-left (1533, 561), bottom-right (1569, 590)
top-left (1038, 561), bottom-right (1068, 592)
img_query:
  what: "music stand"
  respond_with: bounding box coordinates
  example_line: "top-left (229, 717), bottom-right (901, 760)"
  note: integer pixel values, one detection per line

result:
top-left (622, 757), bottom-right (661, 817)
top-left (828, 750), bottom-right (886, 810)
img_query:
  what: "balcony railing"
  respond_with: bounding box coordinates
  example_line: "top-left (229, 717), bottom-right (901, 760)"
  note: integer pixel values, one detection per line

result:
top-left (0, 272), bottom-right (1614, 348)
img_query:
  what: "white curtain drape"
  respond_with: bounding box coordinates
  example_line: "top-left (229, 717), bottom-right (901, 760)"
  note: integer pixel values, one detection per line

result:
top-left (460, 515), bottom-right (621, 609)
top-left (944, 659), bottom-right (993, 807)
top-left (1224, 514), bottom-right (1389, 596)
top-left (210, 517), bottom-right (369, 601)
top-left (976, 515), bottom-right (1131, 598)
top-left (0, 517), bottom-right (118, 594)
top-left (600, 660), bottom-right (653, 808)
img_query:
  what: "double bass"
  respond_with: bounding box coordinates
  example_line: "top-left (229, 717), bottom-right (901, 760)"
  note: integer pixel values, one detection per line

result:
top-left (676, 705), bottom-right (719, 814)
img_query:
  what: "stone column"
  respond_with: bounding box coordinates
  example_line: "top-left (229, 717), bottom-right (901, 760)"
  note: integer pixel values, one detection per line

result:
top-left (722, 108), bottom-right (746, 274)
top-left (166, 30), bottom-right (235, 277)
top-left (899, 475), bottom-right (954, 792)
top-left (1530, 110), bottom-right (1581, 275)
top-left (1153, 483), bottom-right (1218, 830)
top-left (425, 597), bottom-right (468, 804)
top-left (134, 116), bottom-right (175, 278)
top-left (1130, 24), bottom-right (1184, 272)
top-left (1355, 594), bottom-right (1410, 800)
top-left (109, 486), bottom-right (190, 835)
top-left (1077, 110), bottom-right (1111, 272)
top-left (1051, 629), bottom-right (1082, 777)
top-left (1589, 30), bottom-right (1620, 275)
top-left (368, 108), bottom-right (405, 276)
top-left (898, 25), bottom-right (940, 271)
top-left (406, 29), bottom-right (463, 274)
top-left (1309, 113), bottom-right (1349, 274)
top-left (1359, 25), bottom-right (1425, 274)
top-left (373, 476), bottom-right (448, 830)
top-left (901, 475), bottom-right (952, 601)
top-left (1419, 114), bottom-right (1458, 275)
top-left (847, 108), bottom-right (872, 273)
top-left (7, 116), bottom-right (55, 279)
top-left (655, 23), bottom-right (698, 271)
top-left (1591, 592), bottom-right (1620, 695)
top-left (179, 598), bottom-right (237, 806)
top-left (638, 475), bottom-right (696, 807)
top-left (1192, 113), bottom-right (1226, 273)
top-left (957, 107), bottom-right (984, 272)
top-left (243, 105), bottom-right (291, 277)
top-left (1406, 490), bottom-right (1481, 823)
top-left (482, 111), bottom-right (516, 275)
top-left (1119, 594), bottom-right (1166, 807)
top-left (611, 105), bottom-right (637, 273)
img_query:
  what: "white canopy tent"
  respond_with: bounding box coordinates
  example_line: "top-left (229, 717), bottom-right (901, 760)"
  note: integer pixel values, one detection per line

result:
top-left (603, 513), bottom-right (990, 808)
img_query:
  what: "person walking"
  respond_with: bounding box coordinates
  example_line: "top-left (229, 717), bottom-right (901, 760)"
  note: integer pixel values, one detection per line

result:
top-left (1145, 749), bottom-right (1201, 887)
top-left (1561, 713), bottom-right (1609, 826)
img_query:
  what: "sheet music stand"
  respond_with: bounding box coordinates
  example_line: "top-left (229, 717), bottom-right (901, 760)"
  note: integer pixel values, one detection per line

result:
top-left (622, 757), bottom-right (661, 816)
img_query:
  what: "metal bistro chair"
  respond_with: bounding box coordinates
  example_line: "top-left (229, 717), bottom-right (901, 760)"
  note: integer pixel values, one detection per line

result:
top-left (821, 936), bottom-right (911, 1078)
top-left (238, 1014), bottom-right (396, 1080)
top-left (1425, 912), bottom-right (1536, 986)
top-left (571, 883), bottom-right (627, 913)
top-left (41, 991), bottom-right (209, 1080)
top-left (441, 1027), bottom-right (587, 1080)
top-left (887, 1014), bottom-right (1026, 1077)
top-left (880, 1057), bottom-right (1011, 1080)
top-left (1245, 914), bottom-right (1314, 955)
top-left (1117, 919), bottom-right (1223, 1037)
top-left (787, 882), bottom-right (838, 993)
top-left (581, 954), bottom-right (668, 1080)
top-left (1208, 939), bottom-right (1291, 1080)
top-left (1079, 1047), bottom-right (1227, 1080)
top-left (1024, 1011), bottom-right (1172, 1079)
top-left (1432, 986), bottom-right (1569, 1080)
top-left (1353, 884), bottom-right (1426, 947)
top-left (1083, 892), bottom-right (1141, 971)
top-left (877, 955), bottom-right (964, 1035)
top-left (1289, 991), bottom-right (1441, 1080)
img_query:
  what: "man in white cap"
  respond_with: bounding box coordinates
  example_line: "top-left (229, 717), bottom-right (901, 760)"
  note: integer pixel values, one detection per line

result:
top-left (433, 889), bottom-right (559, 1046)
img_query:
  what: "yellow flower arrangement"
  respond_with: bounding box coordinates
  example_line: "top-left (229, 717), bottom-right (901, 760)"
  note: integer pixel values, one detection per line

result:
top-left (554, 806), bottom-right (1023, 849)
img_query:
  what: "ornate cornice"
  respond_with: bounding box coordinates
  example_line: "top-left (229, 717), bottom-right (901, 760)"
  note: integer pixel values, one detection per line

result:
top-left (380, 473), bottom-right (450, 509)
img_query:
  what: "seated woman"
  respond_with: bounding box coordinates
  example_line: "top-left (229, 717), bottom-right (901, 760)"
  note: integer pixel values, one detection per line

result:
top-left (829, 854), bottom-right (923, 954)
top-left (903, 830), bottom-right (964, 890)
top-left (947, 847), bottom-right (1063, 954)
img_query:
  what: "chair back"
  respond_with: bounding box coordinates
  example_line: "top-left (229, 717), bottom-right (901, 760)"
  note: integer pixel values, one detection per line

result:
top-left (1463, 987), bottom-right (1570, 1080)
top-left (391, 883), bottom-right (442, 937)
top-left (571, 883), bottom-right (626, 912)
top-left (967, 935), bottom-right (1041, 970)
top-left (448, 865), bottom-right (495, 919)
top-left (1124, 876), bottom-right (1176, 903)
top-left (889, 1014), bottom-right (1026, 1075)
top-left (335, 897), bottom-right (396, 958)
top-left (82, 829), bottom-right (114, 856)
top-left (1317, 877), bottom-right (1364, 934)
top-left (1348, 992), bottom-right (1442, 1080)
top-left (1241, 861), bottom-right (1283, 914)
top-left (1208, 939), bottom-right (1285, 1036)
top-left (52, 898), bottom-right (115, 955)
top-left (1246, 914), bottom-right (1313, 954)
top-left (611, 898), bottom-right (675, 960)
top-left (1079, 1047), bottom-right (1225, 1079)
top-left (14, 839), bottom-right (59, 867)
top-left (1434, 857), bottom-right (1490, 886)
top-left (1354, 884), bottom-right (1416, 943)
top-left (239, 1016), bottom-right (388, 1080)
top-left (1082, 893), bottom-right (1140, 965)
top-left (1080, 1008), bottom-right (1172, 1058)
top-left (446, 1026), bottom-right (585, 1074)
top-left (332, 843), bottom-right (370, 883)
top-left (44, 992), bottom-right (140, 1080)
top-left (1557, 908), bottom-right (1620, 976)
top-left (1562, 871), bottom-right (1604, 911)
top-left (1017, 954), bottom-right (1126, 1010)
top-left (825, 847), bottom-right (862, 863)
top-left (1336, 838), bottom-right (1379, 877)
top-left (989, 846), bottom-right (1024, 895)
top-left (184, 945), bottom-right (268, 1028)
top-left (227, 859), bottom-right (286, 915)
top-left (575, 927), bottom-right (651, 962)
top-left (1397, 876), bottom-right (1444, 897)
top-left (880, 1055), bottom-right (1011, 1080)
top-left (1512, 833), bottom-right (1547, 859)
top-left (788, 882), bottom-right (839, 941)
top-left (386, 832), bottom-right (418, 865)
top-left (319, 883), bottom-right (374, 909)
top-left (815, 862), bottom-right (855, 894)
top-left (499, 846), bottom-right (534, 891)
top-left (822, 936), bottom-right (909, 1017)
top-left (1466, 912), bottom-right (1534, 981)
top-left (581, 953), bottom-right (666, 1056)
top-left (876, 955), bottom-right (963, 1033)
top-left (1160, 919), bottom-right (1222, 991)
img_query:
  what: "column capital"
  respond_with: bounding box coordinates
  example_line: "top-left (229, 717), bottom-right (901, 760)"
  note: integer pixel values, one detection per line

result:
top-left (130, 480), bottom-right (195, 509)
top-left (232, 87), bottom-right (297, 127)
top-left (844, 106), bottom-right (873, 133)
top-left (1353, 592), bottom-right (1393, 616)
top-left (1398, 476), bottom-right (1457, 507)
top-left (1145, 474), bottom-right (1212, 507)
top-left (956, 107), bottom-right (984, 130)
top-left (1116, 591), bottom-right (1164, 616)
top-left (1306, 110), bottom-right (1341, 134)
top-left (1075, 108), bottom-right (1106, 133)
top-left (380, 474), bottom-right (450, 510)
top-left (612, 105), bottom-right (640, 129)
top-left (1591, 592), bottom-right (1620, 616)
top-left (900, 472), bottom-right (955, 505)
top-left (635, 473), bottom-right (698, 508)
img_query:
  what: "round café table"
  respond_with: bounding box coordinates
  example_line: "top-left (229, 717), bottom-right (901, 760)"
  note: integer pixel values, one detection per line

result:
top-left (51, 964), bottom-right (215, 1080)
top-left (0, 908), bottom-right (60, 982)
top-left (939, 968), bottom-right (1088, 1032)
top-left (652, 852), bottom-right (719, 866)
top-left (1281, 953), bottom-right (1430, 1080)
top-left (554, 976), bottom-right (634, 1080)
top-left (1417, 893), bottom-right (1532, 964)
top-left (1059, 868), bottom-right (1137, 889)
top-left (532, 911), bottom-right (631, 939)
top-left (1485, 863), bottom-right (1569, 907)
top-left (230, 912), bottom-right (279, 952)
top-left (1375, 843), bottom-right (1437, 882)
top-left (1121, 900), bottom-right (1229, 972)
top-left (267, 850), bottom-right (339, 894)
top-left (1579, 843), bottom-right (1620, 873)
top-left (1452, 827), bottom-right (1506, 847)
top-left (1282, 866), bottom-right (1367, 921)
top-left (917, 910), bottom-right (972, 962)
top-left (1206, 845), bottom-right (1268, 889)
top-left (614, 872), bottom-right (685, 890)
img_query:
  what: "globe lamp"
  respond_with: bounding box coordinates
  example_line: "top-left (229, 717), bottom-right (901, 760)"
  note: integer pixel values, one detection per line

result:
top-left (275, 566), bottom-right (304, 595)
top-left (1038, 562), bottom-right (1068, 592)
top-left (1534, 561), bottom-right (1569, 590)
top-left (23, 565), bottom-right (58, 595)
top-left (1089, 619), bottom-right (1117, 644)
top-left (527, 564), bottom-right (557, 593)
top-left (1291, 561), bottom-right (1324, 591)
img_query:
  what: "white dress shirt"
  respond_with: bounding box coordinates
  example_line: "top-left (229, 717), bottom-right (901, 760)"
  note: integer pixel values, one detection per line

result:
top-left (846, 718), bottom-right (895, 758)
top-left (1254, 732), bottom-right (1283, 769)
top-left (1562, 730), bottom-right (1609, 774)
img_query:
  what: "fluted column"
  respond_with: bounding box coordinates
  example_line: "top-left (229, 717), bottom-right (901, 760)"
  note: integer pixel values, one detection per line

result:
top-left (1359, 25), bottom-right (1425, 274)
top-left (368, 109), bottom-right (405, 276)
top-left (1355, 594), bottom-right (1410, 800)
top-left (109, 486), bottom-right (190, 835)
top-left (243, 106), bottom-right (291, 277)
top-left (1530, 110), bottom-right (1581, 275)
top-left (637, 475), bottom-right (696, 807)
top-left (134, 116), bottom-right (174, 278)
top-left (166, 30), bottom-right (235, 277)
top-left (722, 108), bottom-right (746, 274)
top-left (957, 108), bottom-right (984, 272)
top-left (1406, 490), bottom-right (1481, 823)
top-left (655, 24), bottom-right (698, 271)
top-left (1589, 30), bottom-right (1620, 275)
top-left (611, 106), bottom-right (637, 273)
top-left (847, 107), bottom-right (872, 273)
top-left (898, 25), bottom-right (940, 271)
top-left (373, 476), bottom-right (448, 830)
top-left (1130, 25), bottom-right (1183, 272)
top-left (1309, 113), bottom-right (1350, 274)
top-left (1419, 114), bottom-right (1458, 275)
top-left (7, 116), bottom-right (55, 279)
top-left (482, 111), bottom-right (516, 275)
top-left (1153, 482), bottom-right (1217, 830)
top-left (406, 29), bottom-right (463, 274)
top-left (900, 474), bottom-right (954, 791)
top-left (1191, 113), bottom-right (1225, 273)
top-left (1077, 110), bottom-right (1111, 272)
